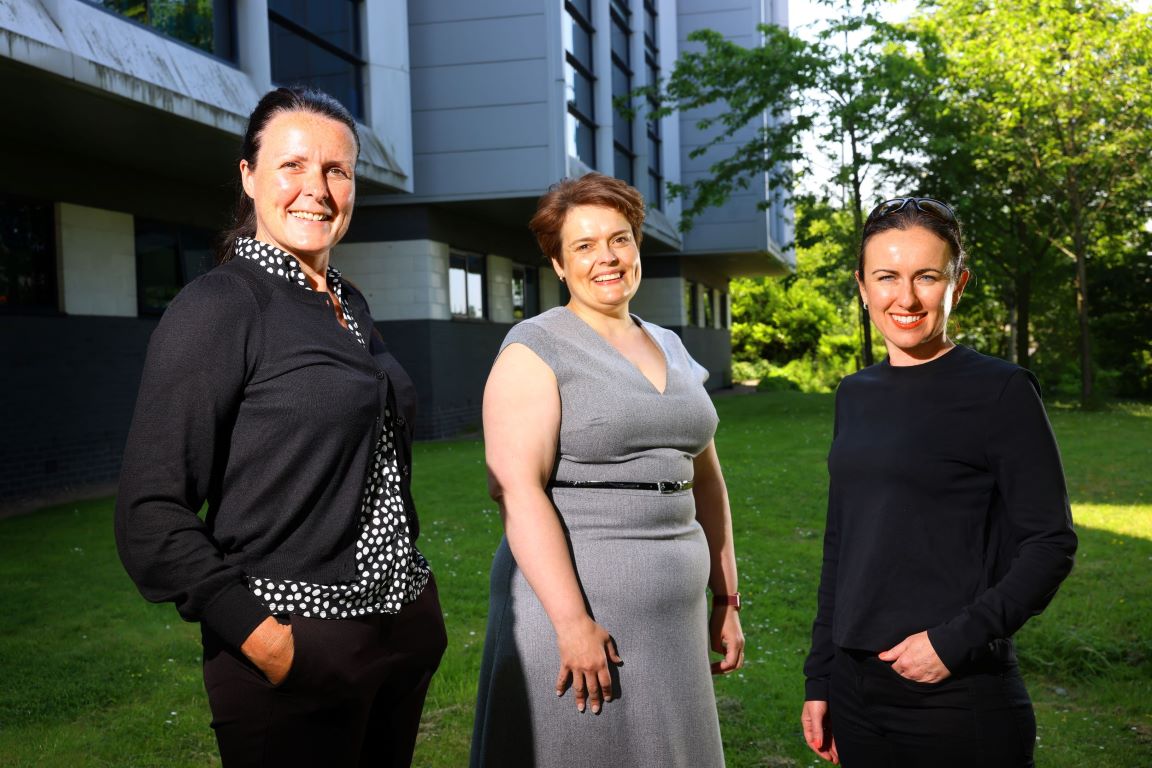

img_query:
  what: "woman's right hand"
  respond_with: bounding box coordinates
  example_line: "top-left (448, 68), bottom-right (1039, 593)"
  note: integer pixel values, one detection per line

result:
top-left (801, 699), bottom-right (839, 763)
top-left (240, 616), bottom-right (295, 685)
top-left (554, 616), bottom-right (623, 714)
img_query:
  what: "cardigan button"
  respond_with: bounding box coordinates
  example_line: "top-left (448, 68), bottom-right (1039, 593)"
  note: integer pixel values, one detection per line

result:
top-left (376, 370), bottom-right (386, 380)
top-left (395, 416), bottom-right (406, 427)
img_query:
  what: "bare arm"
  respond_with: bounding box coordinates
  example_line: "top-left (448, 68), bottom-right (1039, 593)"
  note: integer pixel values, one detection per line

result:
top-left (692, 440), bottom-right (745, 674)
top-left (802, 700), bottom-right (839, 763)
top-left (484, 343), bottom-right (622, 713)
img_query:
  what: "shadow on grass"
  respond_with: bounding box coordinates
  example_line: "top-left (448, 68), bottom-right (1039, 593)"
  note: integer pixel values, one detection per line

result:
top-left (1019, 522), bottom-right (1152, 682)
top-left (1049, 401), bottom-right (1152, 506)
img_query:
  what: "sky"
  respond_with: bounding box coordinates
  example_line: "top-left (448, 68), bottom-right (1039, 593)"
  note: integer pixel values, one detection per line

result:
top-left (788, 0), bottom-right (919, 34)
top-left (783, 0), bottom-right (1150, 201)
top-left (783, 1), bottom-right (922, 201)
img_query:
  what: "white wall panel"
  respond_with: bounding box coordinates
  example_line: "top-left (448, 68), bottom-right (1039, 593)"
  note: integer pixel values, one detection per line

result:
top-left (58, 203), bottom-right (136, 317)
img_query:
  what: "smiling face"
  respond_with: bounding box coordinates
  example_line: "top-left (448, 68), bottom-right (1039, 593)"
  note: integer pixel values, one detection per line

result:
top-left (857, 225), bottom-right (970, 366)
top-left (240, 110), bottom-right (357, 265)
top-left (553, 204), bottom-right (642, 320)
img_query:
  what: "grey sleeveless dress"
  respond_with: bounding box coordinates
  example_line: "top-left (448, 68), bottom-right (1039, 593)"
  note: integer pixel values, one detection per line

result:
top-left (470, 307), bottom-right (725, 767)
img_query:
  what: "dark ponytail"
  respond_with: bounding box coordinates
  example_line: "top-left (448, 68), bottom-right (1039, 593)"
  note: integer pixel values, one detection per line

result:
top-left (215, 86), bottom-right (360, 263)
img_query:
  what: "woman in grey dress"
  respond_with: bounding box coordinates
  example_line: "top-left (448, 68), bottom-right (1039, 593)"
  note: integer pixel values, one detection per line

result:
top-left (470, 173), bottom-right (744, 767)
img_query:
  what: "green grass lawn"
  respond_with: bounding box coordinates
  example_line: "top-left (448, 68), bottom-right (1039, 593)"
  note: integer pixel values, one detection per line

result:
top-left (1, 393), bottom-right (1148, 767)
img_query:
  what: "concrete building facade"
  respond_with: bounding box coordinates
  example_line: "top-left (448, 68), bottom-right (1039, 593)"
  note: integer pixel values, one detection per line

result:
top-left (0, 0), bottom-right (793, 505)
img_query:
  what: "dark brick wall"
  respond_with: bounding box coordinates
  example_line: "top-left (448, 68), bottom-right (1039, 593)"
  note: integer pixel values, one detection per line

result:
top-left (2, 314), bottom-right (730, 505)
top-left (677, 325), bottom-right (733, 390)
top-left (1, 315), bottom-right (156, 503)
top-left (1, 315), bottom-right (509, 503)
top-left (377, 319), bottom-right (510, 439)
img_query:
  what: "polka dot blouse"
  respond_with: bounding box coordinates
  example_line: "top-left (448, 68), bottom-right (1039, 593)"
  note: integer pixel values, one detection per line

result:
top-left (236, 237), bottom-right (430, 618)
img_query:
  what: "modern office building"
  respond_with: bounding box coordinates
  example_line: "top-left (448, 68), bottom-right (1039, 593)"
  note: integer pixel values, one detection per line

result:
top-left (0, 0), bottom-right (793, 505)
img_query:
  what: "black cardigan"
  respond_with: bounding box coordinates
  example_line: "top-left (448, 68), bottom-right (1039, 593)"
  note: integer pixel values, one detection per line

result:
top-left (804, 346), bottom-right (1077, 700)
top-left (115, 256), bottom-right (421, 650)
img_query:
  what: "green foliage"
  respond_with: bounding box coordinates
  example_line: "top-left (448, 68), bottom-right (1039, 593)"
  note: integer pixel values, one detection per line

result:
top-left (730, 278), bottom-right (840, 363)
top-left (654, 0), bottom-right (1152, 398)
top-left (1, 398), bottom-right (1149, 766)
top-left (1087, 228), bottom-right (1152, 398)
top-left (906, 0), bottom-right (1152, 401)
top-left (729, 201), bottom-right (874, 392)
top-left (647, 1), bottom-right (932, 229)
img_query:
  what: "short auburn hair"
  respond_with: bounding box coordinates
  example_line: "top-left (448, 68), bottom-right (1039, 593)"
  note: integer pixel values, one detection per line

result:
top-left (529, 173), bottom-right (646, 263)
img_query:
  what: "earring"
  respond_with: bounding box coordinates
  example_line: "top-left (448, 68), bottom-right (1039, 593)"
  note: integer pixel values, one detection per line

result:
top-left (560, 275), bottom-right (566, 282)
top-left (862, 302), bottom-right (868, 310)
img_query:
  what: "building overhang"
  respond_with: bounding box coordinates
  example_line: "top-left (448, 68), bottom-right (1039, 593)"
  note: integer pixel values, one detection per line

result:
top-left (0, 0), bottom-right (407, 196)
top-left (645, 243), bottom-right (793, 281)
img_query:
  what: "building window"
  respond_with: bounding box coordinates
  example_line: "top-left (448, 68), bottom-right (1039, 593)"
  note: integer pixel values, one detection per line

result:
top-left (512, 266), bottom-right (539, 320)
top-left (719, 291), bottom-right (730, 328)
top-left (683, 279), bottom-right (697, 327)
top-left (84, 0), bottom-right (236, 61)
top-left (135, 220), bottom-right (213, 315)
top-left (564, 0), bottom-right (597, 166)
top-left (703, 287), bottom-right (715, 328)
top-left (450, 250), bottom-right (486, 319)
top-left (0, 195), bottom-right (56, 313)
top-left (643, 0), bottom-right (663, 209)
top-left (610, 1), bottom-right (635, 184)
top-left (269, 0), bottom-right (365, 119)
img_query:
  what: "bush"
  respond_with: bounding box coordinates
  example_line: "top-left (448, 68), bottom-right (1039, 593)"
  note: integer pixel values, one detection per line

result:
top-left (731, 359), bottom-right (774, 383)
top-left (755, 374), bottom-right (800, 392)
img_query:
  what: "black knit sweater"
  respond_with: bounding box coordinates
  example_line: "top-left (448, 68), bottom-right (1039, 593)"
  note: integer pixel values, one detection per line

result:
top-left (804, 345), bottom-right (1077, 700)
top-left (115, 256), bottom-right (421, 650)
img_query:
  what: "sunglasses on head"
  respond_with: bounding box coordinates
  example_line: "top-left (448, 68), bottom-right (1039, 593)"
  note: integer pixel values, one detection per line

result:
top-left (867, 197), bottom-right (957, 225)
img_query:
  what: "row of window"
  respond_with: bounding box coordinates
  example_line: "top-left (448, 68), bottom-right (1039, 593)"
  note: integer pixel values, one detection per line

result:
top-left (0, 195), bottom-right (544, 321)
top-left (448, 255), bottom-right (542, 322)
top-left (2, 196), bottom-right (726, 327)
top-left (565, 0), bottom-right (663, 208)
top-left (85, 0), bottom-right (366, 119)
top-left (685, 280), bottom-right (730, 329)
top-left (88, 1), bottom-right (666, 202)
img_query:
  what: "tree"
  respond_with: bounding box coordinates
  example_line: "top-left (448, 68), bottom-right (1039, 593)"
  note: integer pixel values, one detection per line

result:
top-left (645, 1), bottom-right (931, 367)
top-left (730, 199), bottom-right (872, 391)
top-left (913, 0), bottom-right (1152, 403)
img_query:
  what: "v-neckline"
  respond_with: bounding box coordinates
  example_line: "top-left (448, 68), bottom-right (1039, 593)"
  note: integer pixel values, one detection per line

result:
top-left (561, 307), bottom-right (670, 395)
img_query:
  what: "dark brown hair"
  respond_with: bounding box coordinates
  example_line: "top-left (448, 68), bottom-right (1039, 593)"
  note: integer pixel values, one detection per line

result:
top-left (858, 198), bottom-right (967, 278)
top-left (215, 86), bottom-right (360, 263)
top-left (529, 173), bottom-right (646, 263)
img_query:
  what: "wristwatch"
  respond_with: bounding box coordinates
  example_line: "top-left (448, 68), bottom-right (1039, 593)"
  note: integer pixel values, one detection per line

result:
top-left (712, 592), bottom-right (741, 611)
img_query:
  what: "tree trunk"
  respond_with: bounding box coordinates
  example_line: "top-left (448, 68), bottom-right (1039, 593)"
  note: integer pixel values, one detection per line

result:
top-left (1006, 301), bottom-right (1018, 364)
top-left (1014, 270), bottom-right (1032, 369)
top-left (848, 133), bottom-right (873, 368)
top-left (1074, 235), bottom-right (1093, 405)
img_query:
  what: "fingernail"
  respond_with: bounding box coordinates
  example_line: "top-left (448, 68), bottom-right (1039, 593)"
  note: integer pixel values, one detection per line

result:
top-left (578, 703), bottom-right (585, 713)
top-left (591, 704), bottom-right (600, 714)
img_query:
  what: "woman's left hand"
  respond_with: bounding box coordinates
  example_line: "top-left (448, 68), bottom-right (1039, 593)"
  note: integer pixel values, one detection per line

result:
top-left (709, 606), bottom-right (745, 674)
top-left (878, 631), bottom-right (950, 683)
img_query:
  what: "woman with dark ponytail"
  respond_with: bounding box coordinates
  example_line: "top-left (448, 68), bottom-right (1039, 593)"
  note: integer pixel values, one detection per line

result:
top-left (116, 87), bottom-right (445, 767)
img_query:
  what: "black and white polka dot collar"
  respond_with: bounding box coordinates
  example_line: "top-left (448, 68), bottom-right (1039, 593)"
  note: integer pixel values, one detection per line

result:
top-left (235, 236), bottom-right (340, 291)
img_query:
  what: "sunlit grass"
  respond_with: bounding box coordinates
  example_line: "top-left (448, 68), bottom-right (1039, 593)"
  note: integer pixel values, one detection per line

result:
top-left (1, 393), bottom-right (1148, 767)
top-left (1072, 504), bottom-right (1152, 540)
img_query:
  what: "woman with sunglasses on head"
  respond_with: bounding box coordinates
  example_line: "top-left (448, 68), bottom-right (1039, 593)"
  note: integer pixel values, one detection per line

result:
top-left (800, 197), bottom-right (1077, 767)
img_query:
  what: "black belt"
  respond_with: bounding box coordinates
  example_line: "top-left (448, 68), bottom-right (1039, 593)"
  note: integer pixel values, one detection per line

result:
top-left (551, 480), bottom-right (694, 494)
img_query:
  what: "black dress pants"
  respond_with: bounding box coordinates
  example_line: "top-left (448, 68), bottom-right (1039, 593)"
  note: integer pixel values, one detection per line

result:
top-left (829, 647), bottom-right (1036, 768)
top-left (202, 576), bottom-right (447, 768)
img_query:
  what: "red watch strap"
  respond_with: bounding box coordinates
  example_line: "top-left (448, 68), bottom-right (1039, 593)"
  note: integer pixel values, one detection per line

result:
top-left (712, 592), bottom-right (741, 611)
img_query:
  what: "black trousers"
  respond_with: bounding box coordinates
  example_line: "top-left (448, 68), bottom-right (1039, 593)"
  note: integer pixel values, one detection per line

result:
top-left (202, 576), bottom-right (447, 768)
top-left (829, 647), bottom-right (1036, 768)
